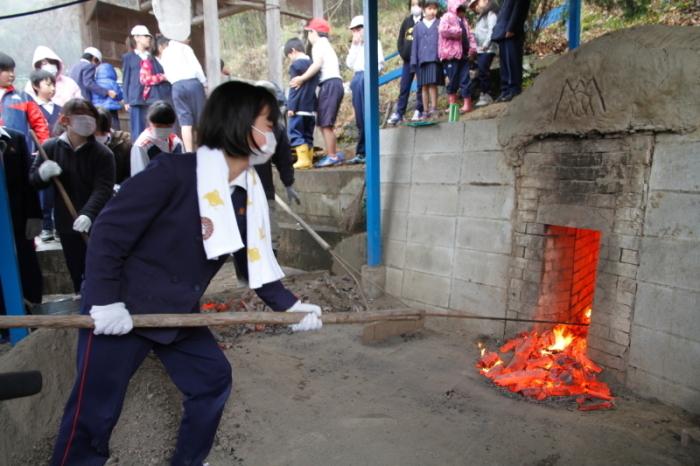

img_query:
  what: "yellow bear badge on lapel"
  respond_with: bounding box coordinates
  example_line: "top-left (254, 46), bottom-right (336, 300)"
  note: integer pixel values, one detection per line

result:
top-left (248, 248), bottom-right (261, 262)
top-left (203, 190), bottom-right (225, 207)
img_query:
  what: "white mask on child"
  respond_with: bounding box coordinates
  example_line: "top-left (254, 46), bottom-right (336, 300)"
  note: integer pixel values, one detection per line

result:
top-left (95, 133), bottom-right (111, 145)
top-left (250, 126), bottom-right (277, 165)
top-left (70, 115), bottom-right (96, 137)
top-left (152, 127), bottom-right (172, 141)
top-left (41, 64), bottom-right (58, 76)
top-left (411, 5), bottom-right (422, 16)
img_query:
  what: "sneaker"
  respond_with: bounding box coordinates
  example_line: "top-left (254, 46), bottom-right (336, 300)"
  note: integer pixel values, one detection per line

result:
top-left (495, 93), bottom-right (513, 103)
top-left (475, 94), bottom-right (493, 107)
top-left (40, 230), bottom-right (54, 242)
top-left (53, 230), bottom-right (60, 242)
top-left (411, 110), bottom-right (422, 121)
top-left (314, 152), bottom-right (345, 168)
top-left (347, 154), bottom-right (366, 164)
top-left (387, 113), bottom-right (402, 126)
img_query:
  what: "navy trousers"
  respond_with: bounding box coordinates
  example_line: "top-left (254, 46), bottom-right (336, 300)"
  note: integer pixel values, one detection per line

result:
top-left (498, 36), bottom-right (525, 97)
top-left (50, 327), bottom-right (232, 466)
top-left (128, 105), bottom-right (147, 140)
top-left (475, 53), bottom-right (495, 96)
top-left (443, 59), bottom-right (471, 98)
top-left (60, 232), bottom-right (87, 294)
top-left (40, 185), bottom-right (55, 231)
top-left (350, 71), bottom-right (365, 156)
top-left (395, 61), bottom-right (423, 118)
top-left (287, 114), bottom-right (315, 148)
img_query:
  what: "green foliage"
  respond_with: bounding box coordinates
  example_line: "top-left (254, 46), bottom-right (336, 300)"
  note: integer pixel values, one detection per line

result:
top-left (588, 0), bottom-right (652, 18)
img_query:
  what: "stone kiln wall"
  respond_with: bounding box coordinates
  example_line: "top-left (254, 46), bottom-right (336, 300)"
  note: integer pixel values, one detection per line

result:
top-left (506, 135), bottom-right (654, 383)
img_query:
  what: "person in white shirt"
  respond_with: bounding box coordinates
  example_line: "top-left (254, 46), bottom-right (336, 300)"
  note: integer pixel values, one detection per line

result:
top-left (345, 15), bottom-right (384, 164)
top-left (157, 37), bottom-right (207, 152)
top-left (130, 101), bottom-right (184, 176)
top-left (289, 18), bottom-right (345, 167)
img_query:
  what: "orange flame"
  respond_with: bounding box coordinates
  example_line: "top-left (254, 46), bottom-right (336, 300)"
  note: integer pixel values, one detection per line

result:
top-left (584, 308), bottom-right (592, 323)
top-left (547, 325), bottom-right (575, 352)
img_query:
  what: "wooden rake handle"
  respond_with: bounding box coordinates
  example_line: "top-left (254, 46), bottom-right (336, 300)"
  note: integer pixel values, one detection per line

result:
top-left (0, 310), bottom-right (425, 329)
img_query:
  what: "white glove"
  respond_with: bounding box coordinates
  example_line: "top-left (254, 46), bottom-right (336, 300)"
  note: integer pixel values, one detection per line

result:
top-left (89, 302), bottom-right (133, 335)
top-left (25, 218), bottom-right (42, 240)
top-left (286, 186), bottom-right (301, 205)
top-left (287, 300), bottom-right (322, 332)
top-left (73, 215), bottom-right (92, 233)
top-left (38, 160), bottom-right (62, 182)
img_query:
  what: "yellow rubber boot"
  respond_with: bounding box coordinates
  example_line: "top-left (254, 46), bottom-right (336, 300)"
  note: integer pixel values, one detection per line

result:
top-left (293, 144), bottom-right (313, 170)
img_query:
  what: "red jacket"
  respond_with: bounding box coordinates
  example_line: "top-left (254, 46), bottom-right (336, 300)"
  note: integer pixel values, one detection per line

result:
top-left (0, 86), bottom-right (50, 151)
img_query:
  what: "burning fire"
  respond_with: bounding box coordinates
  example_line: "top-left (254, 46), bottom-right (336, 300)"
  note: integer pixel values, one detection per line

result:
top-left (476, 312), bottom-right (614, 411)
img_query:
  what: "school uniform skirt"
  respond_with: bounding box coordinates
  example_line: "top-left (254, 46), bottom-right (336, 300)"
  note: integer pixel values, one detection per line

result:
top-left (417, 61), bottom-right (444, 86)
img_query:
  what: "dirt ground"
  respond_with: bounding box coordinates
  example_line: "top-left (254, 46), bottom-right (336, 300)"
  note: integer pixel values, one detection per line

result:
top-left (1, 268), bottom-right (699, 466)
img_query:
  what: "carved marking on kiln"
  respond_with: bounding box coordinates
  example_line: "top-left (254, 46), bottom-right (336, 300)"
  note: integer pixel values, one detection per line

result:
top-left (553, 77), bottom-right (607, 121)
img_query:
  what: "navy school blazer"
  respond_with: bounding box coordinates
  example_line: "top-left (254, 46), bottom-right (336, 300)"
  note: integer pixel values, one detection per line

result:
top-left (82, 152), bottom-right (297, 343)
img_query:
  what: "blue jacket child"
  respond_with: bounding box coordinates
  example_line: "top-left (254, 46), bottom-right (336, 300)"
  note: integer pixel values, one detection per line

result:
top-left (92, 63), bottom-right (123, 111)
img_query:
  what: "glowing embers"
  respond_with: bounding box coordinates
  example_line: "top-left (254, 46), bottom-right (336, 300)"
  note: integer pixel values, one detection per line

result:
top-left (476, 310), bottom-right (614, 411)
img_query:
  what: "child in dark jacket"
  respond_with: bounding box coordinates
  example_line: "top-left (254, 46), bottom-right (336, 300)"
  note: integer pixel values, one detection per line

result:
top-left (387, 0), bottom-right (425, 125)
top-left (30, 69), bottom-right (62, 241)
top-left (95, 107), bottom-right (132, 185)
top-left (410, 0), bottom-right (443, 119)
top-left (284, 38), bottom-right (318, 170)
top-left (29, 98), bottom-right (116, 293)
top-left (92, 63), bottom-right (124, 130)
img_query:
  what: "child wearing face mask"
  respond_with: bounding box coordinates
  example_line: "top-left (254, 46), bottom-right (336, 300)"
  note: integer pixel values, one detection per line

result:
top-left (29, 98), bottom-right (116, 293)
top-left (95, 107), bottom-right (132, 185)
top-left (130, 100), bottom-right (183, 177)
top-left (410, 0), bottom-right (444, 119)
top-left (387, 0), bottom-right (425, 125)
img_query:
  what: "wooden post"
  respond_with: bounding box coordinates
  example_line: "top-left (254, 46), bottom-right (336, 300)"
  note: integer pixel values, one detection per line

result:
top-left (203, 0), bottom-right (221, 91)
top-left (265, 0), bottom-right (282, 86)
top-left (312, 0), bottom-right (323, 18)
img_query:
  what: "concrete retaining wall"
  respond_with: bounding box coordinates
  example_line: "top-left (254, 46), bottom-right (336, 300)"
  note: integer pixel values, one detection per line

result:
top-left (381, 120), bottom-right (514, 336)
top-left (628, 131), bottom-right (700, 413)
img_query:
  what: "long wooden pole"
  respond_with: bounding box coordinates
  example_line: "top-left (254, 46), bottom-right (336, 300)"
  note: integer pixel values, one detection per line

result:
top-left (0, 310), bottom-right (424, 329)
top-left (0, 309), bottom-right (589, 329)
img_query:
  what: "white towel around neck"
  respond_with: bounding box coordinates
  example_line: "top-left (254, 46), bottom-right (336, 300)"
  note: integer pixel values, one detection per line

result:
top-left (196, 146), bottom-right (284, 289)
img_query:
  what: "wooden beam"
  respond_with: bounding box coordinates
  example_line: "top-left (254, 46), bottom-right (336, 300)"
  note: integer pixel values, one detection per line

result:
top-left (266, 0), bottom-right (283, 86)
top-left (203, 0), bottom-right (222, 90)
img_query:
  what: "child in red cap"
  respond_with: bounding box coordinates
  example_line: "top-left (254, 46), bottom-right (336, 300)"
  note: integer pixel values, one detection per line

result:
top-left (289, 18), bottom-right (345, 167)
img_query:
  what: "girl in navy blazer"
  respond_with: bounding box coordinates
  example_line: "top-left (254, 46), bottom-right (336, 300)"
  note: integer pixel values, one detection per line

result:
top-left (51, 82), bottom-right (322, 466)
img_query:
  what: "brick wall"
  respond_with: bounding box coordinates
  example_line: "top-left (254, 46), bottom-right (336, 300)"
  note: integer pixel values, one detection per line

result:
top-left (535, 225), bottom-right (600, 330)
top-left (506, 135), bottom-right (654, 382)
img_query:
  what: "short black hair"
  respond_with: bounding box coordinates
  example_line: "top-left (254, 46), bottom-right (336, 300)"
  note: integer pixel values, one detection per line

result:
top-left (82, 52), bottom-right (98, 62)
top-left (62, 98), bottom-right (99, 119)
top-left (147, 100), bottom-right (177, 125)
top-left (317, 32), bottom-right (329, 38)
top-left (407, 0), bottom-right (424, 8)
top-left (95, 107), bottom-right (112, 133)
top-left (456, 4), bottom-right (466, 13)
top-left (284, 38), bottom-right (305, 56)
top-left (0, 52), bottom-right (16, 71)
top-left (155, 35), bottom-right (170, 49)
top-left (30, 69), bottom-right (56, 91)
top-left (424, 0), bottom-right (440, 7)
top-left (198, 81), bottom-right (281, 159)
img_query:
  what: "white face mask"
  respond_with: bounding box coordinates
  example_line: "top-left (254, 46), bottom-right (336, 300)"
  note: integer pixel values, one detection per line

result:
top-left (250, 125), bottom-right (277, 165)
top-left (41, 64), bottom-right (58, 76)
top-left (411, 5), bottom-right (422, 16)
top-left (70, 115), bottom-right (96, 137)
top-left (152, 127), bottom-right (172, 141)
top-left (95, 133), bottom-right (110, 145)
